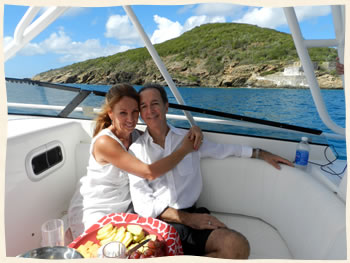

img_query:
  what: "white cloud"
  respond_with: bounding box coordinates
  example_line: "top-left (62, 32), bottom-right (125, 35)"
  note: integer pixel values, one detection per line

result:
top-left (150, 15), bottom-right (183, 44)
top-left (105, 14), bottom-right (141, 45)
top-left (294, 6), bottom-right (331, 20)
top-left (194, 3), bottom-right (244, 17)
top-left (150, 15), bottom-right (225, 44)
top-left (39, 7), bottom-right (87, 17)
top-left (233, 6), bottom-right (331, 29)
top-left (183, 15), bottom-right (225, 32)
top-left (4, 36), bottom-right (14, 48)
top-left (177, 5), bottom-right (195, 14)
top-left (62, 7), bottom-right (87, 17)
top-left (56, 39), bottom-right (129, 63)
top-left (234, 7), bottom-right (285, 29)
top-left (4, 28), bottom-right (131, 63)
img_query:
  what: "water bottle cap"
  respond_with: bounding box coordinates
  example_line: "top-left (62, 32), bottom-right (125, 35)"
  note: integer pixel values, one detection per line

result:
top-left (301, 136), bottom-right (308, 141)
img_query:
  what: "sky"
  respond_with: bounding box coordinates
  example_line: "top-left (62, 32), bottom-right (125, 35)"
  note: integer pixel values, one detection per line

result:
top-left (3, 3), bottom-right (336, 79)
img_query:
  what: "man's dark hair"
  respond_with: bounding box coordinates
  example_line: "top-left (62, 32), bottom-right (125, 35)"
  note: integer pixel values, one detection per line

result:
top-left (138, 83), bottom-right (168, 104)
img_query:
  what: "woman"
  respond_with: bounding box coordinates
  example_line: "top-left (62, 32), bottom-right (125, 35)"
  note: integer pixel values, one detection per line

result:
top-left (68, 83), bottom-right (202, 239)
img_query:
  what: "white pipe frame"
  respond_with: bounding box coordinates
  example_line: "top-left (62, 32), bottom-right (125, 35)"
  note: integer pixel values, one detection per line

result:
top-left (283, 7), bottom-right (345, 137)
top-left (4, 6), bottom-right (69, 62)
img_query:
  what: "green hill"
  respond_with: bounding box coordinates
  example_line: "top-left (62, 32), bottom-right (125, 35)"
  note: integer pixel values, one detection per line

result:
top-left (32, 22), bottom-right (340, 88)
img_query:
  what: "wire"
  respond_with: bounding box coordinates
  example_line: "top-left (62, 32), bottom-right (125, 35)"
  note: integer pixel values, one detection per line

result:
top-left (308, 145), bottom-right (347, 179)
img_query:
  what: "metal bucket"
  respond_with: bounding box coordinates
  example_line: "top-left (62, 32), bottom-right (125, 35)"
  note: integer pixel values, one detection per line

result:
top-left (17, 246), bottom-right (84, 259)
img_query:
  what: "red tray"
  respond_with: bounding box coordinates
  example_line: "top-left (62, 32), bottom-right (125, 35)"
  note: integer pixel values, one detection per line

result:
top-left (68, 213), bottom-right (183, 256)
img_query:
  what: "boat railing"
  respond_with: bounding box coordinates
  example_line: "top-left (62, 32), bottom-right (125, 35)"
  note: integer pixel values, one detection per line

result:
top-left (7, 101), bottom-right (344, 142)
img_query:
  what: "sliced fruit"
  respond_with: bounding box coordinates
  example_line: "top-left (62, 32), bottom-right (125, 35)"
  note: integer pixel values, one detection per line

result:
top-left (133, 230), bottom-right (145, 243)
top-left (127, 224), bottom-right (144, 236)
top-left (113, 226), bottom-right (126, 242)
top-left (97, 223), bottom-right (114, 235)
top-left (121, 231), bottom-right (134, 247)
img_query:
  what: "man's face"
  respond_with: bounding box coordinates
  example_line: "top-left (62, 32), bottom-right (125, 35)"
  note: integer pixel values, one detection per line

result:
top-left (139, 88), bottom-right (168, 129)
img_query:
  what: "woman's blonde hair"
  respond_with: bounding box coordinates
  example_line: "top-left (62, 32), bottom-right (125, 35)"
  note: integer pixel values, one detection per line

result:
top-left (93, 83), bottom-right (139, 137)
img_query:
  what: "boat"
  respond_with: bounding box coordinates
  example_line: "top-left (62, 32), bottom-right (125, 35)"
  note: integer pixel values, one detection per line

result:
top-left (4, 2), bottom-right (347, 260)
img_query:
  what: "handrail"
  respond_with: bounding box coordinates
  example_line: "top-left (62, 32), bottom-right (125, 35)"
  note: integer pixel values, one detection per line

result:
top-left (123, 5), bottom-right (196, 127)
top-left (7, 77), bottom-right (346, 141)
top-left (5, 77), bottom-right (322, 135)
top-left (283, 7), bottom-right (345, 137)
top-left (169, 103), bottom-right (322, 135)
top-left (7, 102), bottom-right (345, 141)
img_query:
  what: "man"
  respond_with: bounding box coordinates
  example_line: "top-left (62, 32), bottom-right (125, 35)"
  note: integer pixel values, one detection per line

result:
top-left (128, 83), bottom-right (294, 259)
top-left (336, 57), bottom-right (344, 75)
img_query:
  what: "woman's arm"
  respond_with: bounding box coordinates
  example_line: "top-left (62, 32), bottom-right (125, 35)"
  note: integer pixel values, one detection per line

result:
top-left (93, 131), bottom-right (196, 180)
top-left (188, 125), bottom-right (203, 150)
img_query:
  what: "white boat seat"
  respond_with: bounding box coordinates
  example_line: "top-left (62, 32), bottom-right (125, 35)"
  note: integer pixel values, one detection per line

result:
top-left (72, 142), bottom-right (346, 259)
top-left (73, 143), bottom-right (292, 258)
top-left (212, 212), bottom-right (292, 259)
top-left (75, 142), bottom-right (91, 181)
top-left (197, 157), bottom-right (346, 260)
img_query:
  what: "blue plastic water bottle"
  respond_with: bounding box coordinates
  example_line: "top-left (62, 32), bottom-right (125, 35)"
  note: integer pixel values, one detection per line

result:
top-left (295, 137), bottom-right (310, 170)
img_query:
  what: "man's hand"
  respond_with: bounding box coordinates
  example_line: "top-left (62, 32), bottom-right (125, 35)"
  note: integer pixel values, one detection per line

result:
top-left (258, 149), bottom-right (294, 170)
top-left (336, 57), bottom-right (344, 75)
top-left (182, 212), bottom-right (227, 230)
top-left (159, 207), bottom-right (226, 230)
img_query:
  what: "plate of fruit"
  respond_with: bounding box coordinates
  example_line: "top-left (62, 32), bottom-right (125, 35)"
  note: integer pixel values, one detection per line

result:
top-left (68, 213), bottom-right (183, 258)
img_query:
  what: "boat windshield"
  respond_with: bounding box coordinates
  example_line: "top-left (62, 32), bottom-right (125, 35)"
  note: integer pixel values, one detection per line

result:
top-left (7, 78), bottom-right (336, 150)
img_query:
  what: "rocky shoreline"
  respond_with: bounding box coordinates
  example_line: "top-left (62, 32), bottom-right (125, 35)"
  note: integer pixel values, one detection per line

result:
top-left (32, 61), bottom-right (343, 89)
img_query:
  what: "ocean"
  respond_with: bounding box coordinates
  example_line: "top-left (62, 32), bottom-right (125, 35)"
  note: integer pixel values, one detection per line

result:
top-left (6, 82), bottom-right (347, 159)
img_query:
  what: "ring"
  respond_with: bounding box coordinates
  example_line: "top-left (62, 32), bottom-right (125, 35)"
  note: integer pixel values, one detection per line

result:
top-left (208, 221), bottom-right (212, 225)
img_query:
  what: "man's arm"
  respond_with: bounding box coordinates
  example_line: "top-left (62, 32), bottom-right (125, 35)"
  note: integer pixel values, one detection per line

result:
top-left (252, 148), bottom-right (294, 170)
top-left (159, 207), bottom-right (226, 230)
top-left (200, 139), bottom-right (293, 170)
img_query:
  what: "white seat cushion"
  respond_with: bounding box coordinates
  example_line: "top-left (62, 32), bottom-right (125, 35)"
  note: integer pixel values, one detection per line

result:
top-left (75, 142), bottom-right (91, 181)
top-left (212, 212), bottom-right (292, 259)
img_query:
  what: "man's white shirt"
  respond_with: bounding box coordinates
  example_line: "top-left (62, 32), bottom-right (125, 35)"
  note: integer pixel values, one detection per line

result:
top-left (128, 125), bottom-right (253, 218)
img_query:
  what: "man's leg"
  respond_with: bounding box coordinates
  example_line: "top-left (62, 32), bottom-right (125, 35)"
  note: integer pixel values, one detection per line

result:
top-left (205, 228), bottom-right (250, 259)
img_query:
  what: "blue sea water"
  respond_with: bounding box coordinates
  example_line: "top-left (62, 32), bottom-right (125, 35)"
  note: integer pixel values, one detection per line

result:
top-left (6, 82), bottom-right (347, 159)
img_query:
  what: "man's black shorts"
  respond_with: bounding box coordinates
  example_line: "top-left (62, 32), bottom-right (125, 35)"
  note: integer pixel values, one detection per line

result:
top-left (169, 206), bottom-right (213, 256)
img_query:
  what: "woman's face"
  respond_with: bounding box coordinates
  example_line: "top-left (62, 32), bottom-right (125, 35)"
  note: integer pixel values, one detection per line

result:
top-left (108, 96), bottom-right (139, 135)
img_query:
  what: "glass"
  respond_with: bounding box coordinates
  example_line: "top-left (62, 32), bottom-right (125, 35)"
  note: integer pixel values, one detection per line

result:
top-left (41, 219), bottom-right (65, 247)
top-left (98, 241), bottom-right (126, 258)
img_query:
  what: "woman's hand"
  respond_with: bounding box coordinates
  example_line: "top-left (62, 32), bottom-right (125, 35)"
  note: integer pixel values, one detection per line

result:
top-left (258, 149), bottom-right (294, 170)
top-left (180, 132), bottom-right (196, 154)
top-left (188, 125), bottom-right (204, 151)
